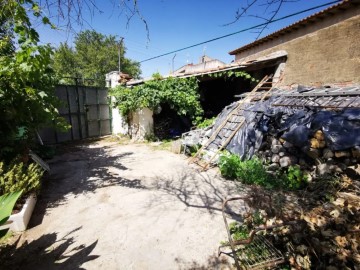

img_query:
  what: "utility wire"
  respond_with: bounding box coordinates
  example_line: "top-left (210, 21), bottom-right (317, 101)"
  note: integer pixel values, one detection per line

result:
top-left (140, 0), bottom-right (341, 63)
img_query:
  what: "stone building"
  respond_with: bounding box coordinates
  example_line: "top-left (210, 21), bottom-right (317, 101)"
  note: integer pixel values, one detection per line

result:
top-left (229, 0), bottom-right (360, 86)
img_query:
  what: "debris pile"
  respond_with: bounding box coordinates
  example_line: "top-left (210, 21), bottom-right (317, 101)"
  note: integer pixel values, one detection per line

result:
top-left (183, 85), bottom-right (360, 176)
top-left (239, 180), bottom-right (360, 269)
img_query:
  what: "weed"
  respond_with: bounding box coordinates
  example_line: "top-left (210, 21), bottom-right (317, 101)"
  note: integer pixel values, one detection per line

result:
top-left (283, 165), bottom-right (308, 190)
top-left (219, 152), bottom-right (275, 188)
top-left (218, 151), bottom-right (242, 179)
top-left (185, 144), bottom-right (200, 156)
top-left (196, 117), bottom-right (216, 129)
top-left (229, 222), bottom-right (250, 241)
top-left (252, 210), bottom-right (264, 226)
top-left (219, 151), bottom-right (309, 190)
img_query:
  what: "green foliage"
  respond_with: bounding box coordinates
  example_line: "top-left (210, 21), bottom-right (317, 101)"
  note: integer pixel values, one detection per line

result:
top-left (0, 0), bottom-right (69, 161)
top-left (110, 76), bottom-right (203, 122)
top-left (0, 161), bottom-right (43, 197)
top-left (229, 222), bottom-right (250, 241)
top-left (196, 117), bottom-right (216, 129)
top-left (218, 152), bottom-right (277, 189)
top-left (53, 43), bottom-right (77, 82)
top-left (0, 190), bottom-right (23, 238)
top-left (283, 165), bottom-right (308, 190)
top-left (218, 152), bottom-right (309, 190)
top-left (252, 210), bottom-right (264, 226)
top-left (53, 30), bottom-right (141, 86)
top-left (218, 151), bottom-right (242, 180)
top-left (205, 70), bottom-right (258, 82)
top-left (187, 144), bottom-right (200, 156)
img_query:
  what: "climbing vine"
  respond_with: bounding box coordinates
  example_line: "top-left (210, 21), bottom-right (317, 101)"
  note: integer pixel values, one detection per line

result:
top-left (110, 76), bottom-right (204, 123)
top-left (204, 70), bottom-right (258, 82)
top-left (110, 70), bottom-right (256, 124)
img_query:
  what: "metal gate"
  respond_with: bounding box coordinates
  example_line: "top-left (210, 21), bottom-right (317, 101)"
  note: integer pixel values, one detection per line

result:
top-left (39, 83), bottom-right (112, 144)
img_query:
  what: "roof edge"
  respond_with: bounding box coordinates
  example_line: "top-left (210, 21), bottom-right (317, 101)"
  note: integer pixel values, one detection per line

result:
top-left (229, 0), bottom-right (358, 56)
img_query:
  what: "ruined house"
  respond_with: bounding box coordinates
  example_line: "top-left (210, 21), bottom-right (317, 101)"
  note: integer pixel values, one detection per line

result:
top-left (229, 0), bottom-right (360, 87)
top-left (187, 0), bottom-right (360, 171)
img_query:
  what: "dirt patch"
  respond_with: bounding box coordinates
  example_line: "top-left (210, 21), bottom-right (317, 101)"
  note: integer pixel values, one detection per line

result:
top-left (1, 139), bottom-right (239, 269)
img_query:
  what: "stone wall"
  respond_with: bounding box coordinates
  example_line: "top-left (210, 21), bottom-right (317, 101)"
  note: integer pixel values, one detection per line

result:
top-left (234, 9), bottom-right (360, 86)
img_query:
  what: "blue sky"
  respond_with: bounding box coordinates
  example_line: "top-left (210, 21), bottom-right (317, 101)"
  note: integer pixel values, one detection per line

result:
top-left (37, 0), bottom-right (340, 78)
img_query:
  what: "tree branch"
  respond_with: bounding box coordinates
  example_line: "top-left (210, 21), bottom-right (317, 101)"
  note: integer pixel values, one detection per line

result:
top-left (224, 0), bottom-right (300, 40)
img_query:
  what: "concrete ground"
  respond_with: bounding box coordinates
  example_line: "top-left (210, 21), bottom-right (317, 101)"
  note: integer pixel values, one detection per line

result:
top-left (3, 139), bottom-right (242, 270)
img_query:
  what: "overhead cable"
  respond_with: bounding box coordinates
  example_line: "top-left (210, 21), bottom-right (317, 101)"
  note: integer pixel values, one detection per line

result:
top-left (139, 0), bottom-right (341, 63)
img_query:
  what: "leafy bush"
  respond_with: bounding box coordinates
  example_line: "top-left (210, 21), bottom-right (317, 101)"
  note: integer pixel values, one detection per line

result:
top-left (218, 152), bottom-right (242, 180)
top-left (110, 76), bottom-right (203, 123)
top-left (219, 152), bottom-right (273, 187)
top-left (283, 165), bottom-right (308, 190)
top-left (218, 152), bottom-right (309, 190)
top-left (196, 117), bottom-right (216, 129)
top-left (229, 222), bottom-right (250, 241)
top-left (0, 161), bottom-right (44, 197)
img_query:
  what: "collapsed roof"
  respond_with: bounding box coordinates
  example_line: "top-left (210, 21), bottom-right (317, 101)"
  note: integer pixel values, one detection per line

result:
top-left (185, 84), bottom-right (360, 165)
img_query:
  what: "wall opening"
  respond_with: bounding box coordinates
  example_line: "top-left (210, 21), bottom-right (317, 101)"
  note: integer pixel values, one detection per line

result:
top-left (153, 103), bottom-right (192, 140)
top-left (198, 65), bottom-right (278, 118)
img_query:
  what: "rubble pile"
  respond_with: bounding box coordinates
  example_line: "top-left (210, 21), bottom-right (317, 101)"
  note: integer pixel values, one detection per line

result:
top-left (182, 89), bottom-right (360, 177)
top-left (244, 181), bottom-right (360, 269)
top-left (182, 86), bottom-right (360, 268)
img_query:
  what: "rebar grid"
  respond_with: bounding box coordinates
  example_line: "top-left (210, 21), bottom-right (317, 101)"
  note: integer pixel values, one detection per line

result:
top-left (236, 234), bottom-right (284, 269)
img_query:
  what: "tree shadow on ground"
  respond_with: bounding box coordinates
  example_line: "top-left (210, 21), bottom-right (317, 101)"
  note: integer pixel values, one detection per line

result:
top-left (0, 227), bottom-right (98, 270)
top-left (175, 254), bottom-right (232, 270)
top-left (148, 167), bottom-right (243, 216)
top-left (29, 141), bottom-right (146, 228)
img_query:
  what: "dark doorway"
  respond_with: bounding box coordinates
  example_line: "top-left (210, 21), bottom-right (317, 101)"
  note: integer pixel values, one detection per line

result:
top-left (153, 103), bottom-right (192, 140)
top-left (198, 65), bottom-right (278, 118)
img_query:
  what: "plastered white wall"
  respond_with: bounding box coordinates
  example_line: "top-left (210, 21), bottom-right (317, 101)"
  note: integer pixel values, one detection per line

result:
top-left (130, 108), bottom-right (154, 141)
top-left (106, 71), bottom-right (154, 139)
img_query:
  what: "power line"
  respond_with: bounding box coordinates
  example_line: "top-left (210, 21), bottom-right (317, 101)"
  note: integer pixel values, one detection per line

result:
top-left (140, 0), bottom-right (341, 63)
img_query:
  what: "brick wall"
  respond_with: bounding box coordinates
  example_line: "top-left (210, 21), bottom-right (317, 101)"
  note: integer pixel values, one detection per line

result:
top-left (234, 9), bottom-right (360, 86)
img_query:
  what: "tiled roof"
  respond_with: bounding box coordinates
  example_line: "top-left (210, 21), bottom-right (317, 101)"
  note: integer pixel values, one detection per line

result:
top-left (229, 0), bottom-right (359, 55)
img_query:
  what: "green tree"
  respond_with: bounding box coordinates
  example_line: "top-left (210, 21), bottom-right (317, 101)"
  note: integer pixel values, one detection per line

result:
top-left (54, 30), bottom-right (141, 86)
top-left (53, 43), bottom-right (78, 81)
top-left (0, 0), bottom-right (68, 161)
